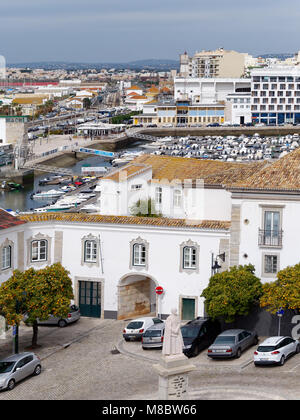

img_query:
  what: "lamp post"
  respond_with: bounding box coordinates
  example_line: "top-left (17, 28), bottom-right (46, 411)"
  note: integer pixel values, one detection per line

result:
top-left (211, 252), bottom-right (226, 276)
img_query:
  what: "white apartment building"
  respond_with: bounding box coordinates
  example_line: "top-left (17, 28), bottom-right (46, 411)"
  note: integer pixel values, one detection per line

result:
top-left (174, 77), bottom-right (251, 105)
top-left (179, 49), bottom-right (251, 79)
top-left (251, 67), bottom-right (300, 125)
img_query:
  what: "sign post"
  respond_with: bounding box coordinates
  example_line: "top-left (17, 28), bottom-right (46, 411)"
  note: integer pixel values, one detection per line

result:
top-left (276, 308), bottom-right (284, 336)
top-left (155, 286), bottom-right (164, 319)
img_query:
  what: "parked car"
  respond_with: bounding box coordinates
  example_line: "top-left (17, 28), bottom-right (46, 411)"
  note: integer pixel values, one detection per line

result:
top-left (123, 316), bottom-right (163, 341)
top-left (181, 317), bottom-right (221, 358)
top-left (254, 336), bottom-right (300, 366)
top-left (0, 352), bottom-right (41, 391)
top-left (24, 305), bottom-right (80, 328)
top-left (207, 123), bottom-right (220, 127)
top-left (142, 322), bottom-right (165, 349)
top-left (38, 304), bottom-right (80, 327)
top-left (207, 329), bottom-right (258, 359)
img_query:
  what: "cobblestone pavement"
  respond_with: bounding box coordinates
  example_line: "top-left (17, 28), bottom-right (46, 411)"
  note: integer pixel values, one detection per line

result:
top-left (1, 318), bottom-right (300, 400)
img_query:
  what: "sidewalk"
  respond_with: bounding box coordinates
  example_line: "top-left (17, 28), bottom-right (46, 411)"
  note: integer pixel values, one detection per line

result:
top-left (117, 339), bottom-right (255, 371)
top-left (0, 317), bottom-right (109, 361)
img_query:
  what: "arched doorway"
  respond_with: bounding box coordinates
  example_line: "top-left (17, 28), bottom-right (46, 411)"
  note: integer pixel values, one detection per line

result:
top-left (118, 274), bottom-right (158, 320)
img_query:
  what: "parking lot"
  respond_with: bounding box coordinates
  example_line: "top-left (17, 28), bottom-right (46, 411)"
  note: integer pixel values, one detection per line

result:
top-left (1, 319), bottom-right (300, 400)
top-left (119, 336), bottom-right (300, 374)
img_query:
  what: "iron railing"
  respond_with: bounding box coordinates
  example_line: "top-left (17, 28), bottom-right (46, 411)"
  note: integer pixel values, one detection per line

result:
top-left (258, 229), bottom-right (283, 247)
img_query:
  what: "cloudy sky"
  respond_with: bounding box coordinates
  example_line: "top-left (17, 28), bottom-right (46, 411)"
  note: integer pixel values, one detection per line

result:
top-left (1, 0), bottom-right (299, 63)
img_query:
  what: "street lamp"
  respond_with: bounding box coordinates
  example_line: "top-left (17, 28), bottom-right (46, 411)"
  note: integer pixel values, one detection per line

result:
top-left (211, 252), bottom-right (226, 276)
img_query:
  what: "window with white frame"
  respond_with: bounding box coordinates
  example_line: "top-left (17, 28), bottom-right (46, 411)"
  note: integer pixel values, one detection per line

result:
top-left (2, 245), bottom-right (11, 270)
top-left (31, 240), bottom-right (47, 262)
top-left (264, 254), bottom-right (278, 275)
top-left (183, 246), bottom-right (197, 269)
top-left (133, 243), bottom-right (146, 266)
top-left (155, 186), bottom-right (162, 205)
top-left (84, 240), bottom-right (98, 263)
top-left (173, 189), bottom-right (182, 208)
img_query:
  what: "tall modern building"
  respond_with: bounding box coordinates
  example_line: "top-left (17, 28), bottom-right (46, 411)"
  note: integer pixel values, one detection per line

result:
top-left (179, 48), bottom-right (251, 79)
top-left (251, 67), bottom-right (300, 125)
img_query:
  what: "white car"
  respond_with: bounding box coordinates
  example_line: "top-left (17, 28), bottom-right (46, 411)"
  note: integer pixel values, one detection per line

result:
top-left (123, 316), bottom-right (164, 341)
top-left (254, 336), bottom-right (300, 366)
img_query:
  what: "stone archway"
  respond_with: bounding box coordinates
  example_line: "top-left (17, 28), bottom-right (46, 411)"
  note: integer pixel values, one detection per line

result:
top-left (118, 273), bottom-right (158, 320)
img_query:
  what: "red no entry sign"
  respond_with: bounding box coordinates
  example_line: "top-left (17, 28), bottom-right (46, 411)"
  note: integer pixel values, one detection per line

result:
top-left (155, 286), bottom-right (164, 295)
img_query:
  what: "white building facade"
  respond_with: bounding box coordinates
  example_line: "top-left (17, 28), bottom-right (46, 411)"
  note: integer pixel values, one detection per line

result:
top-left (251, 66), bottom-right (300, 125)
top-left (1, 149), bottom-right (300, 328)
top-left (174, 77), bottom-right (251, 105)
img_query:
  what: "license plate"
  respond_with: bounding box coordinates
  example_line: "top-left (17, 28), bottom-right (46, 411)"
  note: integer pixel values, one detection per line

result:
top-left (260, 358), bottom-right (269, 361)
top-left (213, 350), bottom-right (226, 353)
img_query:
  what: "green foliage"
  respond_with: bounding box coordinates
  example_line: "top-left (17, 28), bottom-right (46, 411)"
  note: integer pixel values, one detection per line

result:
top-left (130, 198), bottom-right (161, 218)
top-left (201, 264), bottom-right (263, 323)
top-left (111, 111), bottom-right (141, 125)
top-left (260, 263), bottom-right (300, 314)
top-left (0, 263), bottom-right (74, 345)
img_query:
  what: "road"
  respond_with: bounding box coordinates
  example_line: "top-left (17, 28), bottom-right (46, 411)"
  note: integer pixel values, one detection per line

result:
top-left (1, 318), bottom-right (300, 400)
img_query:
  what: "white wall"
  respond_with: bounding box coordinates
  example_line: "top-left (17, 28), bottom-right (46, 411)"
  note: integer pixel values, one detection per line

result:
top-left (20, 221), bottom-right (229, 318)
top-left (0, 119), bottom-right (6, 144)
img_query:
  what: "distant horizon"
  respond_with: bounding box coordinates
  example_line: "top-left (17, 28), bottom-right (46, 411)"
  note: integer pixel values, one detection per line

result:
top-left (5, 52), bottom-right (296, 67)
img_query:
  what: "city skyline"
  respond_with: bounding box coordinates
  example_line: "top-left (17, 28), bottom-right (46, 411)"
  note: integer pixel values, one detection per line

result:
top-left (1, 0), bottom-right (300, 63)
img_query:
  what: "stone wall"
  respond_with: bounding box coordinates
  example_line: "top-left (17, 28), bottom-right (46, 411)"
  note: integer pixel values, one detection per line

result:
top-left (118, 278), bottom-right (150, 320)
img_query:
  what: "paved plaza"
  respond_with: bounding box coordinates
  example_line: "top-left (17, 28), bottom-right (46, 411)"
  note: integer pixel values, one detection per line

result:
top-left (1, 318), bottom-right (300, 400)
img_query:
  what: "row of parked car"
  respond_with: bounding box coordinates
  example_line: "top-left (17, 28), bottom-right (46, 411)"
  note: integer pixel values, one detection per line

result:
top-left (122, 316), bottom-right (300, 366)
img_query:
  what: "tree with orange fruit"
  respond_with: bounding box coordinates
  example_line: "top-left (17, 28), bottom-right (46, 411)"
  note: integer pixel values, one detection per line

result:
top-left (0, 263), bottom-right (74, 348)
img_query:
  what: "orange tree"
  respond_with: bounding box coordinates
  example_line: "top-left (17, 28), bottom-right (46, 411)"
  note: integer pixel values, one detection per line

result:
top-left (201, 264), bottom-right (263, 323)
top-left (260, 263), bottom-right (300, 314)
top-left (0, 263), bottom-right (74, 348)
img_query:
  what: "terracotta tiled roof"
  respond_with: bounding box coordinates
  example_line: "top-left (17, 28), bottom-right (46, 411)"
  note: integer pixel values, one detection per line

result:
top-left (230, 147), bottom-right (300, 191)
top-left (0, 209), bottom-right (27, 229)
top-left (19, 213), bottom-right (231, 230)
top-left (125, 85), bottom-right (141, 90)
top-left (130, 154), bottom-right (266, 185)
top-left (102, 163), bottom-right (151, 182)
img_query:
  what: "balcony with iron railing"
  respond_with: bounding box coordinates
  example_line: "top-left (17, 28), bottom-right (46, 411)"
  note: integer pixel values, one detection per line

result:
top-left (258, 229), bottom-right (283, 248)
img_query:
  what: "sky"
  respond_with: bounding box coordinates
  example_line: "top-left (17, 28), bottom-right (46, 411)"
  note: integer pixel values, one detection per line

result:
top-left (1, 0), bottom-right (300, 63)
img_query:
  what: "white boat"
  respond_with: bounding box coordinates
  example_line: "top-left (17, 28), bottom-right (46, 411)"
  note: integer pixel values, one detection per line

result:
top-left (31, 189), bottom-right (66, 199)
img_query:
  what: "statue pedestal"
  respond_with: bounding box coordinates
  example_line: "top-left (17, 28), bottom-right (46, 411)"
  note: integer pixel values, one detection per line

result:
top-left (153, 354), bottom-right (196, 400)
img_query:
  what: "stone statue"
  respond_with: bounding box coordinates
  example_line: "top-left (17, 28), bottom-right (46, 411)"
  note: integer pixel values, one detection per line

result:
top-left (162, 308), bottom-right (184, 356)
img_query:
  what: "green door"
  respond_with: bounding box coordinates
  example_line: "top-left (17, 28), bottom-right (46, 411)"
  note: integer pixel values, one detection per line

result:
top-left (79, 281), bottom-right (101, 318)
top-left (181, 298), bottom-right (195, 320)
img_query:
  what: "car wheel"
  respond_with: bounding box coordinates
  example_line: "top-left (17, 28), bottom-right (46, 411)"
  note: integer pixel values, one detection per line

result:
top-left (253, 336), bottom-right (259, 346)
top-left (279, 355), bottom-right (285, 366)
top-left (58, 319), bottom-right (67, 328)
top-left (7, 379), bottom-right (15, 391)
top-left (192, 345), bottom-right (199, 358)
top-left (296, 345), bottom-right (300, 354)
top-left (124, 337), bottom-right (130, 342)
top-left (236, 348), bottom-right (242, 358)
top-left (33, 365), bottom-right (41, 376)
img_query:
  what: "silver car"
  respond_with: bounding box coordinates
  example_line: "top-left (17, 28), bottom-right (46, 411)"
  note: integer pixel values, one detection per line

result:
top-left (142, 323), bottom-right (165, 349)
top-left (0, 352), bottom-right (41, 391)
top-left (208, 329), bottom-right (258, 359)
top-left (37, 305), bottom-right (80, 328)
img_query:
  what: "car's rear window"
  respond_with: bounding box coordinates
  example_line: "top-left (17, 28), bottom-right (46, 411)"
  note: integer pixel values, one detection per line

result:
top-left (127, 321), bottom-right (143, 329)
top-left (70, 305), bottom-right (79, 313)
top-left (214, 336), bottom-right (236, 345)
top-left (0, 362), bottom-right (15, 373)
top-left (181, 326), bottom-right (200, 338)
top-left (144, 330), bottom-right (163, 337)
top-left (257, 345), bottom-right (276, 352)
